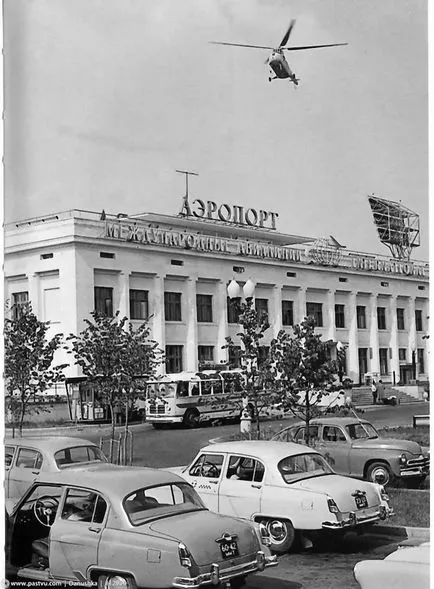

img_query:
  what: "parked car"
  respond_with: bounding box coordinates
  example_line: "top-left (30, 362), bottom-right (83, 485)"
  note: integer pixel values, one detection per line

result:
top-left (168, 440), bottom-right (392, 553)
top-left (272, 417), bottom-right (430, 487)
top-left (5, 464), bottom-right (277, 588)
top-left (354, 542), bottom-right (430, 589)
top-left (5, 436), bottom-right (108, 504)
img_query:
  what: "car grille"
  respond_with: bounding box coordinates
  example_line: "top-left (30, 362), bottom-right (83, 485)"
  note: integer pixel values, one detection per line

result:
top-left (406, 456), bottom-right (429, 468)
top-left (148, 403), bottom-right (166, 415)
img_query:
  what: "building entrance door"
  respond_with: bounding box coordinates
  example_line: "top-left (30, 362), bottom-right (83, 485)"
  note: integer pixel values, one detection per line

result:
top-left (358, 348), bottom-right (368, 385)
top-left (400, 365), bottom-right (413, 385)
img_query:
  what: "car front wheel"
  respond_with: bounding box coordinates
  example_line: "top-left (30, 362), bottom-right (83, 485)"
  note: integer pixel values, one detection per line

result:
top-left (263, 518), bottom-right (296, 553)
top-left (365, 461), bottom-right (393, 486)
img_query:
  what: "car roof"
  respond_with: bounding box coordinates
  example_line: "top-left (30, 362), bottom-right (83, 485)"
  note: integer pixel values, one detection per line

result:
top-left (4, 436), bottom-right (98, 451)
top-left (286, 417), bottom-right (370, 428)
top-left (34, 464), bottom-right (185, 497)
top-left (200, 440), bottom-right (317, 462)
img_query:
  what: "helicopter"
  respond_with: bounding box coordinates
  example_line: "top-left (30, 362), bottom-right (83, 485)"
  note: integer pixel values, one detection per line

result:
top-left (210, 19), bottom-right (347, 86)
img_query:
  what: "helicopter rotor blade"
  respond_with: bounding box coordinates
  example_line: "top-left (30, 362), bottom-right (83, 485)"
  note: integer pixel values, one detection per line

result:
top-left (283, 42), bottom-right (348, 51)
top-left (209, 41), bottom-right (274, 50)
top-left (279, 19), bottom-right (296, 48)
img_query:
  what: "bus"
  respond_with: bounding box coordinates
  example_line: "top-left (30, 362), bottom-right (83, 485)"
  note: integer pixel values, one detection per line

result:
top-left (145, 370), bottom-right (248, 428)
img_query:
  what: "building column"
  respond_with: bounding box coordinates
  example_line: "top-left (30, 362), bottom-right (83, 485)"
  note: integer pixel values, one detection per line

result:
top-left (185, 277), bottom-right (198, 372)
top-left (347, 291), bottom-right (359, 383)
top-left (152, 275), bottom-right (166, 375)
top-left (297, 287), bottom-right (306, 324)
top-left (389, 295), bottom-right (399, 384)
top-left (369, 293), bottom-right (380, 376)
top-left (272, 285), bottom-right (283, 337)
top-left (27, 273), bottom-right (40, 317)
top-left (327, 289), bottom-right (336, 341)
top-left (407, 296), bottom-right (417, 378)
top-left (118, 272), bottom-right (130, 319)
top-left (216, 280), bottom-right (229, 364)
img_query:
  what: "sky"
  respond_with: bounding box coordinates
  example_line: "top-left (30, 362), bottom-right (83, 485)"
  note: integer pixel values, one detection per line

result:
top-left (4, 0), bottom-right (429, 259)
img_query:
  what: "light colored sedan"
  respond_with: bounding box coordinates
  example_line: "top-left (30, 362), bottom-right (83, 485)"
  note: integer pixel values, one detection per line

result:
top-left (354, 542), bottom-right (430, 589)
top-left (169, 440), bottom-right (393, 553)
top-left (6, 464), bottom-right (276, 588)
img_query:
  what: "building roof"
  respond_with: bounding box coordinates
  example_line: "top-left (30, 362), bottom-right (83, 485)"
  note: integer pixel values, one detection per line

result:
top-left (200, 440), bottom-right (317, 462)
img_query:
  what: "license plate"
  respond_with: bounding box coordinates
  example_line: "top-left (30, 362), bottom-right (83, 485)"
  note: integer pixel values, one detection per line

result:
top-left (354, 495), bottom-right (368, 509)
top-left (219, 539), bottom-right (239, 559)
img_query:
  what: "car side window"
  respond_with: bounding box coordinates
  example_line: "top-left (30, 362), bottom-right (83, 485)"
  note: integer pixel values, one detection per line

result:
top-left (323, 426), bottom-right (346, 442)
top-left (226, 455), bottom-right (265, 483)
top-left (15, 448), bottom-right (43, 470)
top-left (293, 428), bottom-right (305, 443)
top-left (5, 446), bottom-right (15, 468)
top-left (189, 453), bottom-right (224, 478)
top-left (61, 488), bottom-right (107, 523)
top-left (275, 429), bottom-right (292, 442)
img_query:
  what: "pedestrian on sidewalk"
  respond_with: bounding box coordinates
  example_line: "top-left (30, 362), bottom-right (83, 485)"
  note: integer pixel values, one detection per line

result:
top-left (371, 380), bottom-right (378, 405)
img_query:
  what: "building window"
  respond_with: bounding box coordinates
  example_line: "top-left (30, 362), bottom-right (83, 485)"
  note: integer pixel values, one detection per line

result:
top-left (166, 345), bottom-right (183, 373)
top-left (227, 297), bottom-right (240, 324)
top-left (418, 285), bottom-right (425, 291)
top-left (255, 298), bottom-right (269, 319)
top-left (377, 307), bottom-right (387, 330)
top-left (286, 272), bottom-right (296, 278)
top-left (99, 252), bottom-right (115, 259)
top-left (228, 346), bottom-right (241, 369)
top-left (306, 302), bottom-right (323, 327)
top-left (282, 300), bottom-right (294, 326)
top-left (398, 348), bottom-right (407, 361)
top-left (338, 277), bottom-right (347, 283)
top-left (164, 292), bottom-right (182, 322)
top-left (356, 306), bottom-right (366, 329)
top-left (198, 346), bottom-right (214, 367)
top-left (12, 291), bottom-right (29, 320)
top-left (397, 308), bottom-right (405, 330)
top-left (129, 290), bottom-right (148, 320)
top-left (196, 294), bottom-right (213, 323)
top-left (335, 304), bottom-right (345, 328)
top-left (171, 259), bottom-right (184, 266)
top-left (233, 266), bottom-right (245, 273)
top-left (417, 349), bottom-right (425, 374)
top-left (380, 281), bottom-right (389, 287)
top-left (40, 253), bottom-right (54, 259)
top-left (94, 287), bottom-right (113, 317)
top-left (415, 310), bottom-right (423, 332)
top-left (258, 346), bottom-right (270, 367)
top-left (379, 348), bottom-right (389, 376)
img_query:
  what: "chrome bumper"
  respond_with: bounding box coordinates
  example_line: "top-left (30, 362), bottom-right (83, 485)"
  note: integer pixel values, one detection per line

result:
top-left (172, 551), bottom-right (278, 588)
top-left (322, 505), bottom-right (392, 530)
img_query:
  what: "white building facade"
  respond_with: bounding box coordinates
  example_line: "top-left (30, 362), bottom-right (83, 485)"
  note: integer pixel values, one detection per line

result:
top-left (4, 206), bottom-right (429, 386)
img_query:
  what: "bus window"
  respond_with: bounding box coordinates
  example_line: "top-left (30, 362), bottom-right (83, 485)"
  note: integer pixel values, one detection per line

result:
top-left (177, 382), bottom-right (189, 398)
top-left (213, 380), bottom-right (223, 395)
top-left (158, 383), bottom-right (176, 398)
top-left (201, 381), bottom-right (212, 395)
top-left (189, 383), bottom-right (200, 396)
top-left (222, 372), bottom-right (244, 394)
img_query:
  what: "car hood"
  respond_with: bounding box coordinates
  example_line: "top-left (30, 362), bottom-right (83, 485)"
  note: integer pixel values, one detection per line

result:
top-left (352, 438), bottom-right (423, 454)
top-left (291, 474), bottom-right (380, 511)
top-left (148, 510), bottom-right (260, 566)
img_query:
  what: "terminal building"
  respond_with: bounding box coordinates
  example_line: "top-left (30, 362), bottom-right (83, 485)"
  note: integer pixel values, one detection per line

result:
top-left (4, 198), bottom-right (430, 387)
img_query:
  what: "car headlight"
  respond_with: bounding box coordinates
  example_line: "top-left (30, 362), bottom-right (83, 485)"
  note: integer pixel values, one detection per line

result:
top-left (178, 542), bottom-right (192, 568)
top-left (327, 498), bottom-right (339, 514)
top-left (399, 453), bottom-right (408, 465)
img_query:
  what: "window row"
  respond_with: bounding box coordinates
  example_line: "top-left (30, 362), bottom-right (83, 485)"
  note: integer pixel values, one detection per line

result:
top-left (11, 290), bottom-right (426, 333)
top-left (165, 344), bottom-right (272, 373)
top-left (358, 347), bottom-right (426, 376)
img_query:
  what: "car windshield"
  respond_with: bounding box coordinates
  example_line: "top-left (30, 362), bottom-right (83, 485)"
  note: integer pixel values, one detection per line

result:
top-left (123, 482), bottom-right (206, 525)
top-left (346, 422), bottom-right (379, 440)
top-left (54, 445), bottom-right (107, 468)
top-left (278, 453), bottom-right (333, 484)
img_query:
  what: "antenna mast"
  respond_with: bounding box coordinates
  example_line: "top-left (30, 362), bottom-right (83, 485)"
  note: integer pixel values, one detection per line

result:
top-left (176, 169), bottom-right (199, 216)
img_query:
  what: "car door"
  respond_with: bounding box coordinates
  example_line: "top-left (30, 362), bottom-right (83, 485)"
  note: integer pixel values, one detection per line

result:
top-left (181, 452), bottom-right (225, 512)
top-left (316, 425), bottom-right (351, 474)
top-left (5, 445), bottom-right (16, 499)
top-left (9, 447), bottom-right (43, 501)
top-left (218, 455), bottom-right (264, 520)
top-left (49, 487), bottom-right (107, 580)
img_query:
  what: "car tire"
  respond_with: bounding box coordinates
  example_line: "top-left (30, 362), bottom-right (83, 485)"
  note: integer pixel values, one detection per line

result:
top-left (263, 518), bottom-right (296, 554)
top-left (97, 574), bottom-right (137, 589)
top-left (183, 408), bottom-right (200, 429)
top-left (365, 461), bottom-right (393, 486)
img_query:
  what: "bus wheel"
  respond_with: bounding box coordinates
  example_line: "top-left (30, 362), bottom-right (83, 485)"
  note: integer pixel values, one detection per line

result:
top-left (183, 409), bottom-right (200, 429)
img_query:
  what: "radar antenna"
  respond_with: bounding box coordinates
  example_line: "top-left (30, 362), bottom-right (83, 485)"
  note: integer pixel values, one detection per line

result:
top-left (368, 194), bottom-right (420, 260)
top-left (176, 169), bottom-right (199, 217)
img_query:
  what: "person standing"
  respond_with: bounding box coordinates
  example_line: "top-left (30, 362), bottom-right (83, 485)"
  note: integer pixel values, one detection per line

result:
top-left (371, 380), bottom-right (378, 404)
top-left (377, 380), bottom-right (385, 404)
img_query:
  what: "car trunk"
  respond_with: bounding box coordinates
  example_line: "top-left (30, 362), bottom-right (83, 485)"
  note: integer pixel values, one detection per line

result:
top-left (149, 510), bottom-right (259, 567)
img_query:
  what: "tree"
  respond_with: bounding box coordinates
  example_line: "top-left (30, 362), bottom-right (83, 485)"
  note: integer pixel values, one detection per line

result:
top-left (224, 297), bottom-right (280, 439)
top-left (269, 317), bottom-right (339, 446)
top-left (4, 304), bottom-right (67, 437)
top-left (67, 312), bottom-right (163, 459)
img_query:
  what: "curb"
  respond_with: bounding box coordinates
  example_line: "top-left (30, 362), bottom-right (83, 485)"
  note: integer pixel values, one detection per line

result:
top-left (374, 525), bottom-right (430, 542)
